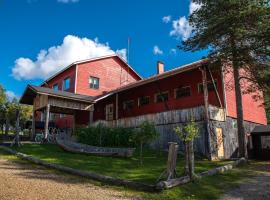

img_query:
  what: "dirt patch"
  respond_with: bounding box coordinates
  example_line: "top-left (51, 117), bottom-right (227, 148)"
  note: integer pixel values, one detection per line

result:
top-left (219, 162), bottom-right (270, 200)
top-left (0, 158), bottom-right (141, 200)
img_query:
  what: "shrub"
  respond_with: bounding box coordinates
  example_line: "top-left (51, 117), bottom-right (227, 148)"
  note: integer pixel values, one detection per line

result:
top-left (132, 121), bottom-right (158, 165)
top-left (75, 124), bottom-right (135, 148)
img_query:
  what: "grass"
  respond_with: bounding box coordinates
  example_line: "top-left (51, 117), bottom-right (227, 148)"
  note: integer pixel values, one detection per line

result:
top-left (0, 145), bottom-right (263, 200)
top-left (11, 144), bottom-right (232, 184)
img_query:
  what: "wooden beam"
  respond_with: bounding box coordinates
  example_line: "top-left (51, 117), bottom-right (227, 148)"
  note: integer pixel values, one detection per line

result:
top-left (31, 110), bottom-right (35, 141)
top-left (200, 66), bottom-right (212, 160)
top-left (115, 93), bottom-right (119, 120)
top-left (44, 104), bottom-right (50, 140)
top-left (207, 66), bottom-right (223, 108)
top-left (89, 110), bottom-right (93, 125)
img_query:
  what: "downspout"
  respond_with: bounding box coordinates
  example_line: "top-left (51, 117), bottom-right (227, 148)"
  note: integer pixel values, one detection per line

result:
top-left (199, 66), bottom-right (212, 160)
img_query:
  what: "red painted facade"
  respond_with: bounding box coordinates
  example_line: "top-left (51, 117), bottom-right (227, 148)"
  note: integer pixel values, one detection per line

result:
top-left (224, 68), bottom-right (267, 125)
top-left (76, 56), bottom-right (140, 96)
top-left (42, 65), bottom-right (76, 93)
top-left (94, 68), bottom-right (225, 120)
top-left (39, 55), bottom-right (141, 128)
top-left (38, 55), bottom-right (267, 128)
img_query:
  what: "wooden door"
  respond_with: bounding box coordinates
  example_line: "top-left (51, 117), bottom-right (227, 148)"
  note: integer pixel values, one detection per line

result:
top-left (216, 128), bottom-right (224, 158)
top-left (105, 104), bottom-right (114, 121)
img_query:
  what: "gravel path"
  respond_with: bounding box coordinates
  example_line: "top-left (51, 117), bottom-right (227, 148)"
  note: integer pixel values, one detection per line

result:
top-left (219, 162), bottom-right (270, 200)
top-left (0, 158), bottom-right (141, 200)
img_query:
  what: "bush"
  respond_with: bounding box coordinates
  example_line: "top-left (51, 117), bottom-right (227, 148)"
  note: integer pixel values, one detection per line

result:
top-left (75, 123), bottom-right (135, 148)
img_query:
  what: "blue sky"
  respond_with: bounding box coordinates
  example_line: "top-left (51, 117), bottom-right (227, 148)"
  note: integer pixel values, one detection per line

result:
top-left (0, 0), bottom-right (205, 100)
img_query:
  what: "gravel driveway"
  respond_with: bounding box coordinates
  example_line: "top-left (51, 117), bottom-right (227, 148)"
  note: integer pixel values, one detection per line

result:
top-left (0, 158), bottom-right (141, 200)
top-left (219, 162), bottom-right (270, 200)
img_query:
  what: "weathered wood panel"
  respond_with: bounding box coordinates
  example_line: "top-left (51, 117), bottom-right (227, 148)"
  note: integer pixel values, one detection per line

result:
top-left (94, 106), bottom-right (210, 156)
top-left (48, 96), bottom-right (92, 111)
top-left (95, 105), bottom-right (225, 128)
top-left (34, 94), bottom-right (48, 111)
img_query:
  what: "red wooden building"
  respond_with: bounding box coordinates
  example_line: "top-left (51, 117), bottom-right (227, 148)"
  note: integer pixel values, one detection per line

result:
top-left (20, 54), bottom-right (267, 159)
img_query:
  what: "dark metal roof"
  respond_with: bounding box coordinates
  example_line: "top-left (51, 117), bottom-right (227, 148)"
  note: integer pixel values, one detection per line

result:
top-left (20, 85), bottom-right (95, 105)
top-left (251, 125), bottom-right (270, 134)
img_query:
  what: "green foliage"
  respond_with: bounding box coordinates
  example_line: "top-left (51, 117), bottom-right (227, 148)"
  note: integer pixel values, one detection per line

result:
top-left (75, 123), bottom-right (135, 148)
top-left (132, 121), bottom-right (158, 146)
top-left (132, 121), bottom-right (158, 165)
top-left (181, 0), bottom-right (270, 93)
top-left (0, 85), bottom-right (6, 105)
top-left (174, 120), bottom-right (199, 143)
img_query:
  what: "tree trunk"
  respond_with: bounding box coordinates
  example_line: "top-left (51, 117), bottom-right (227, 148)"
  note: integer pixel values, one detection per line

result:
top-left (188, 140), bottom-right (195, 180)
top-left (140, 141), bottom-right (143, 166)
top-left (233, 66), bottom-right (247, 158)
top-left (230, 35), bottom-right (247, 158)
top-left (5, 118), bottom-right (9, 136)
top-left (184, 142), bottom-right (189, 175)
top-left (14, 110), bottom-right (21, 146)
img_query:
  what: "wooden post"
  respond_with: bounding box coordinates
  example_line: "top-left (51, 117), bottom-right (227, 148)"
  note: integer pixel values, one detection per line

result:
top-left (200, 66), bottom-right (212, 160)
top-left (115, 93), bottom-right (118, 126)
top-left (31, 110), bottom-right (35, 141)
top-left (166, 142), bottom-right (179, 180)
top-left (88, 105), bottom-right (94, 126)
top-left (44, 104), bottom-right (50, 140)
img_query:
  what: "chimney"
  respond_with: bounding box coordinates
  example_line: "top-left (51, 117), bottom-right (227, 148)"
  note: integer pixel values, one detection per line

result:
top-left (157, 61), bottom-right (164, 74)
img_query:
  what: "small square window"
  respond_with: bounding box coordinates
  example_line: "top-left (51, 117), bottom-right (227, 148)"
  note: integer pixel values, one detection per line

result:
top-left (175, 86), bottom-right (191, 98)
top-left (63, 77), bottom-right (70, 90)
top-left (123, 100), bottom-right (134, 110)
top-left (155, 92), bottom-right (169, 103)
top-left (53, 84), bottom-right (58, 91)
top-left (89, 76), bottom-right (99, 89)
top-left (138, 96), bottom-right (150, 107)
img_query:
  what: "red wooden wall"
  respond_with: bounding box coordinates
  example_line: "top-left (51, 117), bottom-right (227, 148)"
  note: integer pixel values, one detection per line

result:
top-left (224, 67), bottom-right (267, 125)
top-left (42, 65), bottom-right (76, 93)
top-left (94, 68), bottom-right (225, 120)
top-left (76, 56), bottom-right (141, 97)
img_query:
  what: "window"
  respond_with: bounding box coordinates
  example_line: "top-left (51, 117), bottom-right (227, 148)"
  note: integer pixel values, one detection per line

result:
top-left (63, 77), bottom-right (70, 90)
top-left (53, 84), bottom-right (58, 91)
top-left (175, 86), bottom-right (191, 98)
top-left (89, 76), bottom-right (99, 89)
top-left (138, 96), bottom-right (150, 107)
top-left (198, 81), bottom-right (217, 93)
top-left (155, 92), bottom-right (169, 103)
top-left (123, 100), bottom-right (134, 110)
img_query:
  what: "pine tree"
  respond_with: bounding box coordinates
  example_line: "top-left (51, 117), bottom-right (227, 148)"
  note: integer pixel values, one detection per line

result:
top-left (180, 0), bottom-right (270, 158)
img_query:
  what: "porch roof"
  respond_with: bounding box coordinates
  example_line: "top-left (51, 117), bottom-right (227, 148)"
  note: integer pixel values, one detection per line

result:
top-left (252, 125), bottom-right (270, 134)
top-left (20, 85), bottom-right (95, 105)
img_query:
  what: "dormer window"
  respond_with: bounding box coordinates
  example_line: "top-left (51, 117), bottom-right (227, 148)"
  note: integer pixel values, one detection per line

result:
top-left (63, 77), bottom-right (70, 91)
top-left (89, 76), bottom-right (99, 89)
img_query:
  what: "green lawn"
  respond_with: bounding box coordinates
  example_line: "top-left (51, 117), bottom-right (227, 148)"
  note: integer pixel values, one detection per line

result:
top-left (12, 144), bottom-right (231, 184)
top-left (1, 145), bottom-right (261, 200)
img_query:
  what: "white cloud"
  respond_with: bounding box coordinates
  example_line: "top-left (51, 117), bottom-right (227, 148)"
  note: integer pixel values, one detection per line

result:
top-left (57, 0), bottom-right (79, 3)
top-left (153, 45), bottom-right (163, 55)
top-left (12, 35), bottom-right (126, 80)
top-left (170, 48), bottom-right (177, 54)
top-left (189, 2), bottom-right (201, 14)
top-left (170, 1), bottom-right (201, 41)
top-left (170, 16), bottom-right (192, 41)
top-left (162, 15), bottom-right (171, 23)
top-left (6, 90), bottom-right (18, 101)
